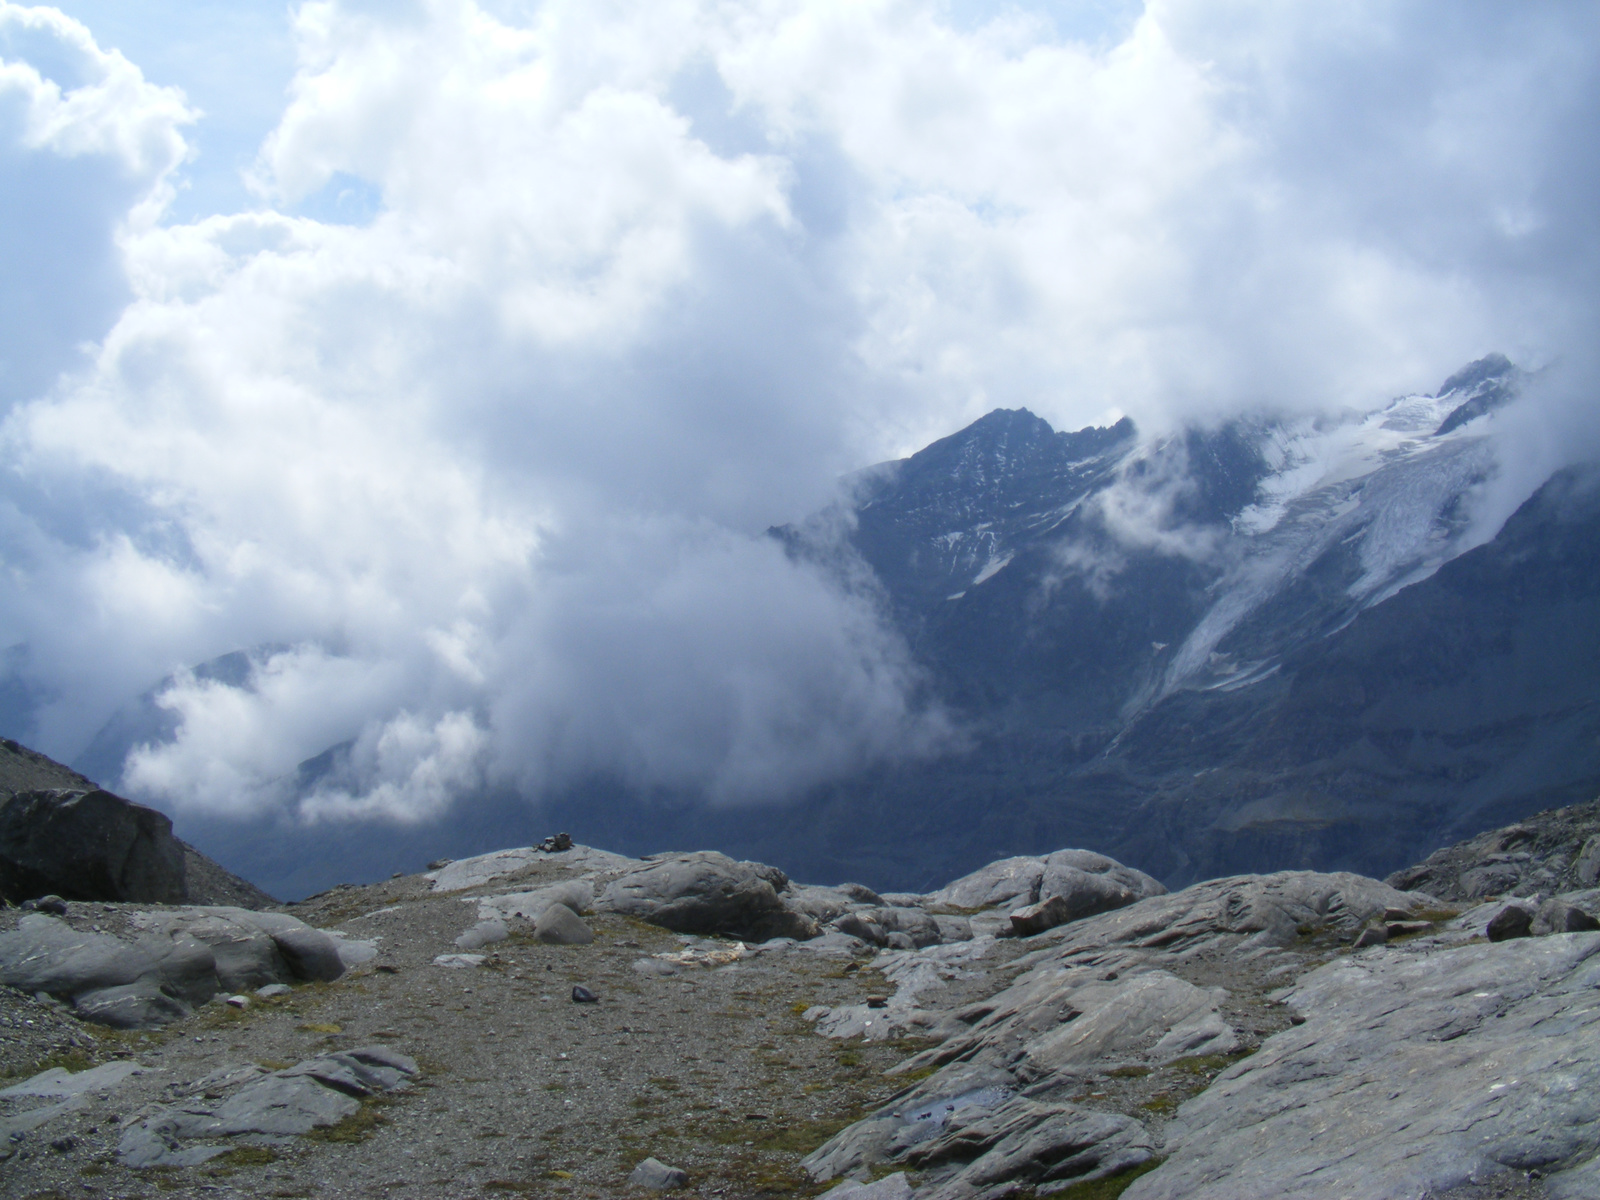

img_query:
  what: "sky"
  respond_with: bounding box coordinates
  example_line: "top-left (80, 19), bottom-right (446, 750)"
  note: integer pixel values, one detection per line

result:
top-left (1, 0), bottom-right (1597, 830)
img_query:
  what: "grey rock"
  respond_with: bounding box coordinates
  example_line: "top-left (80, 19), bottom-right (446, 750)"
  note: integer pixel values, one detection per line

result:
top-left (835, 913), bottom-right (888, 946)
top-left (118, 1045), bottom-right (417, 1166)
top-left (1123, 933), bottom-right (1600, 1200)
top-left (884, 932), bottom-right (917, 951)
top-left (1533, 897), bottom-right (1600, 934)
top-left (482, 880), bottom-right (595, 924)
top-left (1577, 835), bottom-right (1600, 888)
top-left (934, 915), bottom-right (974, 942)
top-left (929, 856), bottom-right (1048, 910)
top-left (928, 850), bottom-right (1164, 924)
top-left (0, 1060), bottom-right (145, 1098)
top-left (255, 983), bottom-right (292, 998)
top-left (1389, 797), bottom-right (1600, 901)
top-left (0, 913), bottom-right (160, 997)
top-left (571, 984), bottom-right (599, 1003)
top-left (1486, 904), bottom-right (1533, 941)
top-left (455, 918), bottom-right (510, 950)
top-left (72, 982), bottom-right (192, 1028)
top-left (0, 788), bottom-right (187, 904)
top-left (432, 953), bottom-right (484, 968)
top-left (912, 1098), bottom-right (1154, 1200)
top-left (1009, 895), bottom-right (1072, 937)
top-left (535, 904), bottom-right (594, 946)
top-left (824, 1172), bottom-right (914, 1200)
top-left (21, 894), bottom-right (67, 914)
top-left (629, 1155), bottom-right (688, 1189)
top-left (598, 851), bottom-right (817, 941)
top-left (873, 906), bottom-right (944, 947)
top-left (1351, 923), bottom-right (1388, 948)
top-left (785, 883), bottom-right (883, 924)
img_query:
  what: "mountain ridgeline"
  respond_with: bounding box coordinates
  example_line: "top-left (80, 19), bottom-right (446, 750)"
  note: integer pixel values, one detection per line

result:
top-left (42, 355), bottom-right (1600, 898)
top-left (752, 352), bottom-right (1600, 889)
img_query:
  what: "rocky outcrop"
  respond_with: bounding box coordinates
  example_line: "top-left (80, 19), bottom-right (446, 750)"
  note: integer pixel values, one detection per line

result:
top-left (597, 851), bottom-right (819, 941)
top-left (1124, 933), bottom-right (1600, 1200)
top-left (0, 789), bottom-right (187, 905)
top-left (1388, 795), bottom-right (1600, 900)
top-left (804, 870), bottom-right (1434, 1197)
top-left (0, 907), bottom-right (367, 1028)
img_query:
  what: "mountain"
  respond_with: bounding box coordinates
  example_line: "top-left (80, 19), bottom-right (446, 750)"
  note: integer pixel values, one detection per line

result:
top-left (740, 353), bottom-right (1600, 889)
top-left (49, 354), bottom-right (1600, 899)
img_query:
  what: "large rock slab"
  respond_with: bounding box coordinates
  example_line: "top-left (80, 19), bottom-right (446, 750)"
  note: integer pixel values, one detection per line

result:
top-left (598, 851), bottom-right (817, 941)
top-left (0, 789), bottom-right (187, 904)
top-left (1123, 933), bottom-right (1600, 1200)
top-left (119, 1046), bottom-right (419, 1167)
top-left (803, 1066), bottom-right (1153, 1199)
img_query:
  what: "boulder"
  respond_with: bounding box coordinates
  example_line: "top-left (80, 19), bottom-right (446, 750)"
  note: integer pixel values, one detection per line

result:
top-left (1486, 904), bottom-right (1533, 941)
top-left (927, 849), bottom-right (1165, 922)
top-left (535, 904), bottom-right (594, 945)
top-left (1534, 897), bottom-right (1600, 934)
top-left (629, 1155), bottom-right (688, 1189)
top-left (598, 851), bottom-right (817, 941)
top-left (0, 789), bottom-right (186, 904)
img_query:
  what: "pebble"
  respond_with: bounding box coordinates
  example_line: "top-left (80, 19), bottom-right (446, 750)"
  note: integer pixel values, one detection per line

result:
top-left (571, 985), bottom-right (599, 1003)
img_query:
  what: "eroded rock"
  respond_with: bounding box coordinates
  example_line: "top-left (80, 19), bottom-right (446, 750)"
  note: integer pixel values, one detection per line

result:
top-left (1124, 934), bottom-right (1600, 1200)
top-left (598, 851), bottom-right (817, 941)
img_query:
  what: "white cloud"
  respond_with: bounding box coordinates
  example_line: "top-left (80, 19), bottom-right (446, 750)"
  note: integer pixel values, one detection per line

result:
top-left (0, 0), bottom-right (1596, 826)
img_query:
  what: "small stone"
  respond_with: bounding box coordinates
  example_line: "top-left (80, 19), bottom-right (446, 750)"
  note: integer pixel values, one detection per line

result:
top-left (225, 995), bottom-right (249, 1009)
top-left (255, 983), bottom-right (292, 998)
top-left (1353, 924), bottom-right (1389, 948)
top-left (24, 895), bottom-right (68, 915)
top-left (629, 1155), bottom-right (688, 1190)
top-left (571, 985), bottom-right (599, 1003)
top-left (390, 871), bottom-right (403, 879)
top-left (1487, 905), bottom-right (1534, 942)
top-left (539, 832), bottom-right (575, 853)
top-left (49, 1136), bottom-right (76, 1153)
top-left (432, 953), bottom-right (486, 969)
top-left (865, 995), bottom-right (889, 1009)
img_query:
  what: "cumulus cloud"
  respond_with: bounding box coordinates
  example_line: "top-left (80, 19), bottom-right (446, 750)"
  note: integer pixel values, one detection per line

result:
top-left (0, 0), bottom-right (1597, 827)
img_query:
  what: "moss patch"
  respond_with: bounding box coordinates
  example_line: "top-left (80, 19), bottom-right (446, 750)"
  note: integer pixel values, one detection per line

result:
top-left (1047, 1158), bottom-right (1165, 1199)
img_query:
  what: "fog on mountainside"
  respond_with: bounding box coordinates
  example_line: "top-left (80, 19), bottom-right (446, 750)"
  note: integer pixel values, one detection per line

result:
top-left (53, 355), bottom-right (1600, 900)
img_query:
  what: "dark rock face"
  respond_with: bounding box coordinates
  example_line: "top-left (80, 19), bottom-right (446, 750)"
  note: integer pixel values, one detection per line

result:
top-left (0, 738), bottom-right (276, 908)
top-left (0, 789), bottom-right (187, 905)
top-left (1387, 796), bottom-right (1600, 901)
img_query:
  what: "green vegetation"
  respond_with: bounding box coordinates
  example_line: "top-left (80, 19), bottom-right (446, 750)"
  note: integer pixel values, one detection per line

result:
top-left (1047, 1157), bottom-right (1165, 1198)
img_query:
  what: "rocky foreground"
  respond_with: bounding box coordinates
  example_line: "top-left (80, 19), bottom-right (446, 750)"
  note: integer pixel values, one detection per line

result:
top-left (0, 795), bottom-right (1597, 1199)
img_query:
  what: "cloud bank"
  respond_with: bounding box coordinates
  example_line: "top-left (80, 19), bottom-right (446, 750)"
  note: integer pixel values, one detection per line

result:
top-left (1, 0), bottom-right (1597, 826)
